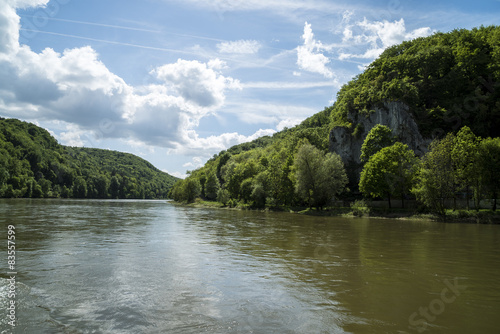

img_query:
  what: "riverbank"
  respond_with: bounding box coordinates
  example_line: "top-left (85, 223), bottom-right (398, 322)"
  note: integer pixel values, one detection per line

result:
top-left (170, 199), bottom-right (500, 224)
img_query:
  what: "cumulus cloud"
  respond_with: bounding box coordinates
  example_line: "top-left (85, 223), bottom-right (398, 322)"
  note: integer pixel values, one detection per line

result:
top-left (296, 22), bottom-right (334, 78)
top-left (339, 18), bottom-right (432, 60)
top-left (152, 59), bottom-right (241, 110)
top-left (0, 1), bottom-right (268, 159)
top-left (217, 40), bottom-right (261, 54)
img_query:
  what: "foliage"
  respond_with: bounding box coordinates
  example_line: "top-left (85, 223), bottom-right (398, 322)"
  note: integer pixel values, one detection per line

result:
top-left (330, 26), bottom-right (500, 139)
top-left (451, 126), bottom-right (481, 209)
top-left (350, 199), bottom-right (370, 216)
top-left (412, 133), bottom-right (458, 214)
top-left (413, 128), bottom-right (500, 213)
top-left (360, 142), bottom-right (419, 208)
top-left (360, 124), bottom-right (395, 162)
top-left (0, 118), bottom-right (178, 199)
top-left (204, 172), bottom-right (220, 200)
top-left (294, 143), bottom-right (348, 210)
top-left (216, 188), bottom-right (230, 206)
top-left (477, 137), bottom-right (500, 211)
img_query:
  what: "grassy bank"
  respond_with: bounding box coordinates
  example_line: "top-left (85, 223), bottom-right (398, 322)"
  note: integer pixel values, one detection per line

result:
top-left (170, 199), bottom-right (500, 224)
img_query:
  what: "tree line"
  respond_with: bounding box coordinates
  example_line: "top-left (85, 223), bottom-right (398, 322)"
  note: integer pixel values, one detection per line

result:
top-left (360, 125), bottom-right (500, 213)
top-left (170, 123), bottom-right (500, 213)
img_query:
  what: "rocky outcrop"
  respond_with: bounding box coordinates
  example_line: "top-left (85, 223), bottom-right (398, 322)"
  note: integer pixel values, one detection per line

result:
top-left (329, 101), bottom-right (431, 182)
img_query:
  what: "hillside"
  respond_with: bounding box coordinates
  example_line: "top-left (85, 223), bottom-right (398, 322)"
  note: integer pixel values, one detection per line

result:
top-left (330, 25), bottom-right (500, 138)
top-left (0, 118), bottom-right (178, 199)
top-left (171, 26), bottom-right (500, 211)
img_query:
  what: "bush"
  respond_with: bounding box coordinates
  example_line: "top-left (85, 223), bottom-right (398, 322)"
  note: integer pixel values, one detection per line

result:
top-left (216, 188), bottom-right (230, 206)
top-left (351, 199), bottom-right (370, 216)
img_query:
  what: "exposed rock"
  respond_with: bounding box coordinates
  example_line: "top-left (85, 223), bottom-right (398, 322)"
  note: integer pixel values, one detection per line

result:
top-left (329, 101), bottom-right (431, 184)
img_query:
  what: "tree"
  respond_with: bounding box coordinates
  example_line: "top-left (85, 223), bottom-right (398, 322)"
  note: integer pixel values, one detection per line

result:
top-left (216, 188), bottom-right (230, 206)
top-left (110, 175), bottom-right (121, 199)
top-left (184, 178), bottom-right (201, 203)
top-left (360, 142), bottom-right (418, 208)
top-left (412, 134), bottom-right (456, 214)
top-left (267, 152), bottom-right (294, 206)
top-left (360, 124), bottom-right (395, 162)
top-left (204, 172), bottom-right (220, 200)
top-left (451, 126), bottom-right (480, 209)
top-left (239, 178), bottom-right (254, 203)
top-left (478, 137), bottom-right (500, 211)
top-left (294, 143), bottom-right (348, 210)
top-left (222, 160), bottom-right (258, 200)
top-left (73, 176), bottom-right (88, 198)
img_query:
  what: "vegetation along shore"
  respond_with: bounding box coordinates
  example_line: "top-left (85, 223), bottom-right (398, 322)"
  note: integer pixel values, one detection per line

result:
top-left (170, 26), bottom-right (500, 223)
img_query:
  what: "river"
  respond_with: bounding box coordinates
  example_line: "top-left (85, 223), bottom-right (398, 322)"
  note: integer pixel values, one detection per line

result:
top-left (0, 199), bottom-right (499, 333)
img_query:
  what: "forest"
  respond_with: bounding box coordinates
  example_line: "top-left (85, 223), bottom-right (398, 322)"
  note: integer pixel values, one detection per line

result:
top-left (170, 26), bottom-right (500, 215)
top-left (0, 118), bottom-right (178, 199)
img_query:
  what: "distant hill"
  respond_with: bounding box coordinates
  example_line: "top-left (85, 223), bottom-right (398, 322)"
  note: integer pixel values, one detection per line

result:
top-left (0, 118), bottom-right (178, 199)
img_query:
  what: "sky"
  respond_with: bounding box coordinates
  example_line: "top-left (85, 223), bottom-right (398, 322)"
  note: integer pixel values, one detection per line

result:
top-left (1, 0), bottom-right (499, 178)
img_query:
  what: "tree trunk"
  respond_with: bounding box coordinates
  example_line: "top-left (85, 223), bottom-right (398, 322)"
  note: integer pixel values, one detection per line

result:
top-left (388, 193), bottom-right (391, 209)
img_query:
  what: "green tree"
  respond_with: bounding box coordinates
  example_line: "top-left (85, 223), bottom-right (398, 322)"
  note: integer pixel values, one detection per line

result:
top-left (478, 137), bottom-right (500, 211)
top-left (110, 175), bottom-right (121, 199)
top-left (73, 176), bottom-right (88, 198)
top-left (294, 143), bottom-right (348, 210)
top-left (204, 172), bottom-right (220, 200)
top-left (451, 126), bottom-right (481, 209)
top-left (360, 142), bottom-right (418, 208)
top-left (184, 178), bottom-right (201, 203)
top-left (267, 153), bottom-right (294, 206)
top-left (93, 175), bottom-right (110, 199)
top-left (360, 124), bottom-right (395, 162)
top-left (239, 178), bottom-right (254, 203)
top-left (412, 134), bottom-right (456, 214)
top-left (250, 172), bottom-right (268, 208)
top-left (216, 188), bottom-right (230, 206)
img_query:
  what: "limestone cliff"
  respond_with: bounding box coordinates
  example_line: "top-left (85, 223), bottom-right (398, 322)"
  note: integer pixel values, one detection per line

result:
top-left (329, 101), bottom-right (431, 183)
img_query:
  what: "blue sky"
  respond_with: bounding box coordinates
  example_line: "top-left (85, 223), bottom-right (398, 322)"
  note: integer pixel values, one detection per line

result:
top-left (1, 0), bottom-right (499, 178)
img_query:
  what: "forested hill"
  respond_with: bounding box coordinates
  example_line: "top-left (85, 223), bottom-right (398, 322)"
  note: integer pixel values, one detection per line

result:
top-left (170, 26), bottom-right (500, 212)
top-left (0, 118), bottom-right (178, 199)
top-left (331, 25), bottom-right (500, 138)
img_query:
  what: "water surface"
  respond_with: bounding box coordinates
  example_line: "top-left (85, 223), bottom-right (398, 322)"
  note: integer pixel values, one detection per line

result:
top-left (0, 199), bottom-right (499, 333)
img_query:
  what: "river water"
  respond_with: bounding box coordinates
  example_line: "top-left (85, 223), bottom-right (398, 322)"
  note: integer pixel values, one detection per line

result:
top-left (0, 199), bottom-right (499, 333)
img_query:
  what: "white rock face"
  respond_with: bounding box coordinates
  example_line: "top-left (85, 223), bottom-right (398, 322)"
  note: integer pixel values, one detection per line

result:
top-left (329, 101), bottom-right (431, 166)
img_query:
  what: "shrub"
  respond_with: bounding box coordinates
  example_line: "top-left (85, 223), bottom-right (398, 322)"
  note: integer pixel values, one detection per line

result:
top-left (351, 199), bottom-right (370, 216)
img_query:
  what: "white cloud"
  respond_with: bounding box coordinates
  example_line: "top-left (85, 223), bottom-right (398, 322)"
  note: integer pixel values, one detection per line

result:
top-left (10, 0), bottom-right (49, 8)
top-left (217, 40), bottom-right (261, 54)
top-left (168, 128), bottom-right (276, 156)
top-left (0, 1), bottom-right (252, 160)
top-left (339, 18), bottom-right (432, 60)
top-left (296, 22), bottom-right (334, 78)
top-left (58, 123), bottom-right (86, 147)
top-left (276, 118), bottom-right (302, 130)
top-left (163, 169), bottom-right (186, 179)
